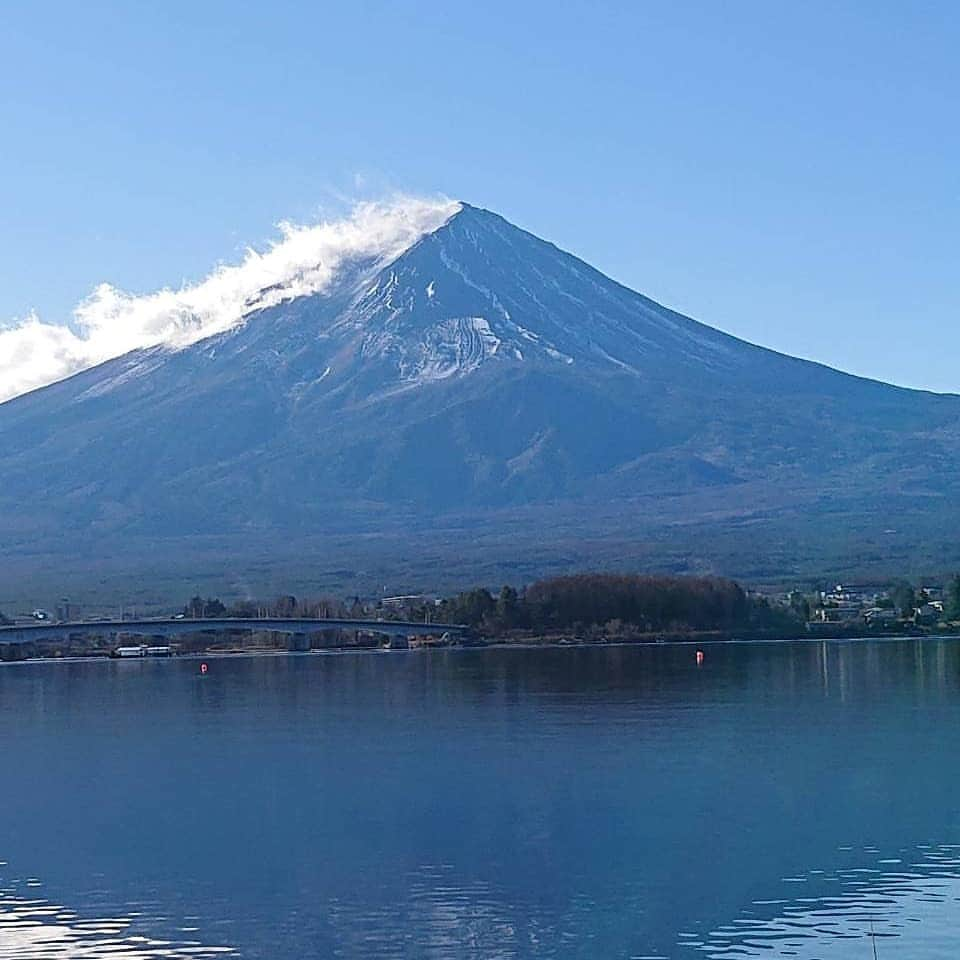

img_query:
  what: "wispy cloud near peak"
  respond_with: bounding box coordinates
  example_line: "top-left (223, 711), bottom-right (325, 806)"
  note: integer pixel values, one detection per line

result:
top-left (0, 195), bottom-right (460, 403)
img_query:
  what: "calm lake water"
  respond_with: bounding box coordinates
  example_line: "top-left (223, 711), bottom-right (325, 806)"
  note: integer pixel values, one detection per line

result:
top-left (3, 640), bottom-right (960, 959)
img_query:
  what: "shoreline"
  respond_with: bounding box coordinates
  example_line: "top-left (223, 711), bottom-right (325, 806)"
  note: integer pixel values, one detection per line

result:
top-left (5, 630), bottom-right (960, 668)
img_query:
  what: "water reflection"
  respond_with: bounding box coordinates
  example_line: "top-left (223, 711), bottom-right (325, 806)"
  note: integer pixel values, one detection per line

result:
top-left (0, 870), bottom-right (234, 959)
top-left (4, 641), bottom-right (960, 958)
top-left (690, 844), bottom-right (960, 957)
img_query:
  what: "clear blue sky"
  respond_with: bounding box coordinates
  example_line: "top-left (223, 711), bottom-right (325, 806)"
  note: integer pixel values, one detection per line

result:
top-left (1, 0), bottom-right (957, 391)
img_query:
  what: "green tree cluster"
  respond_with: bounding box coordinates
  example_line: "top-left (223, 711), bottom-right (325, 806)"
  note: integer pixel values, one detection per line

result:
top-left (436, 573), bottom-right (782, 635)
top-left (889, 581), bottom-right (916, 617)
top-left (183, 596), bottom-right (226, 618)
top-left (438, 588), bottom-right (497, 627)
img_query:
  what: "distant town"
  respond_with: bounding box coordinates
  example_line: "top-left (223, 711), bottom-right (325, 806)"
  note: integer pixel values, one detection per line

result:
top-left (804, 581), bottom-right (952, 629)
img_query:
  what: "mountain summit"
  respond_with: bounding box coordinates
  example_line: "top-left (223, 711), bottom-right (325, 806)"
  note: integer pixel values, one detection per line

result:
top-left (2, 202), bottom-right (959, 595)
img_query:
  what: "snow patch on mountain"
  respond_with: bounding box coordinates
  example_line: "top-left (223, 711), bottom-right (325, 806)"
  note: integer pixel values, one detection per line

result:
top-left (358, 315), bottom-right (504, 388)
top-left (402, 316), bottom-right (502, 383)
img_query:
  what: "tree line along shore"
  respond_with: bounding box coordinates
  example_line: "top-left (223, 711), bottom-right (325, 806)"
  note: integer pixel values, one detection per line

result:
top-left (5, 572), bottom-right (960, 662)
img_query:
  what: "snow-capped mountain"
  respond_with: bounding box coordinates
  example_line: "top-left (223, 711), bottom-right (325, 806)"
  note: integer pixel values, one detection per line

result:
top-left (2, 202), bottom-right (960, 592)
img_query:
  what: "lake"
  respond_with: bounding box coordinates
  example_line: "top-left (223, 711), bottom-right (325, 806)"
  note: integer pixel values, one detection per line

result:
top-left (2, 639), bottom-right (960, 958)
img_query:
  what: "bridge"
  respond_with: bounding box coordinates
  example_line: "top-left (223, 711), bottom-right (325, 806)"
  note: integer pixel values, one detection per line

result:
top-left (0, 616), bottom-right (471, 645)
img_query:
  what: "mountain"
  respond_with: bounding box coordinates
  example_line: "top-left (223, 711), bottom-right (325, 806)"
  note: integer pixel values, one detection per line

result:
top-left (2, 202), bottom-right (960, 604)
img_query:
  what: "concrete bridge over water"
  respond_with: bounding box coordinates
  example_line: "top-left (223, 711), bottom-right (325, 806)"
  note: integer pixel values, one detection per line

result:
top-left (0, 616), bottom-right (471, 646)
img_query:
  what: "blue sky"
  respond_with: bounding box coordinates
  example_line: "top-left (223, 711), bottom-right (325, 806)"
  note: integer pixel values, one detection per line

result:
top-left (1, 0), bottom-right (957, 392)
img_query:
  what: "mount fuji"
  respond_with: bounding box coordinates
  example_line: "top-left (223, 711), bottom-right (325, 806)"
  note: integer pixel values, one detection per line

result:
top-left (3, 201), bottom-right (960, 602)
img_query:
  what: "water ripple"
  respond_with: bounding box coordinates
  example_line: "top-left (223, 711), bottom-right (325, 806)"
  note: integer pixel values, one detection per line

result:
top-left (0, 883), bottom-right (235, 960)
top-left (686, 843), bottom-right (960, 958)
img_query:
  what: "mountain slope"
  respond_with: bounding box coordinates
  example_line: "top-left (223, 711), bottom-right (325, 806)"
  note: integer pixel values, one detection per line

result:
top-left (2, 203), bottom-right (959, 595)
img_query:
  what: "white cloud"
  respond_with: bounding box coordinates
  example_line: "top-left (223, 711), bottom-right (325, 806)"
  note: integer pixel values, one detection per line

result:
top-left (0, 195), bottom-right (460, 403)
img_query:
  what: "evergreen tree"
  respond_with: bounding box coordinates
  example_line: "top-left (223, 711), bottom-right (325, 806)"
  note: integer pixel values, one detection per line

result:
top-left (889, 581), bottom-right (916, 618)
top-left (788, 590), bottom-right (810, 622)
top-left (946, 575), bottom-right (960, 620)
top-left (496, 585), bottom-right (519, 627)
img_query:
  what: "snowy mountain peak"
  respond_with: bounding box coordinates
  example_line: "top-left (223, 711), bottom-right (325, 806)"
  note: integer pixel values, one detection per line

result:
top-left (278, 199), bottom-right (748, 392)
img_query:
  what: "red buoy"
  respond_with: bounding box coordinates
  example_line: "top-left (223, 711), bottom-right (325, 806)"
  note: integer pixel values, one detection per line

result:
top-left (200, 662), bottom-right (208, 675)
top-left (696, 650), bottom-right (704, 665)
